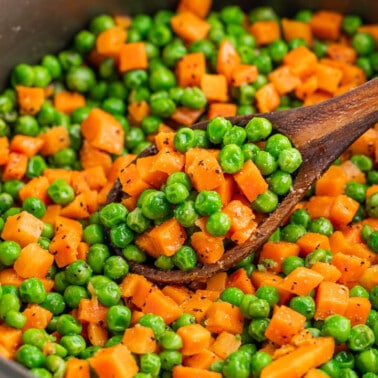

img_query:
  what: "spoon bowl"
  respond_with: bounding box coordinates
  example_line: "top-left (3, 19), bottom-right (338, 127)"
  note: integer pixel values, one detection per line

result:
top-left (107, 78), bottom-right (378, 285)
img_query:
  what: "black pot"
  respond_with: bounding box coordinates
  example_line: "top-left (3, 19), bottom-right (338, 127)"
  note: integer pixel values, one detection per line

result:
top-left (0, 0), bottom-right (376, 376)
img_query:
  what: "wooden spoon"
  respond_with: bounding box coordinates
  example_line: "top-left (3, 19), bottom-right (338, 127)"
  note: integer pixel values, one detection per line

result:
top-left (107, 78), bottom-right (378, 285)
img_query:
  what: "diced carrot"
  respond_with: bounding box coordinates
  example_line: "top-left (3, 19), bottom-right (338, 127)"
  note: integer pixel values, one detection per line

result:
top-left (340, 160), bottom-right (367, 183)
top-left (329, 194), bottom-right (360, 227)
top-left (295, 75), bottom-right (318, 100)
top-left (180, 293), bottom-right (213, 323)
top-left (170, 106), bottom-right (205, 126)
top-left (81, 108), bottom-right (124, 155)
top-left (310, 10), bottom-right (343, 40)
top-left (0, 324), bottom-right (22, 359)
top-left (207, 103), bottom-right (237, 119)
top-left (344, 296), bottom-right (371, 326)
top-left (268, 66), bottom-right (301, 95)
top-left (230, 64), bottom-right (258, 87)
top-left (183, 348), bottom-right (221, 370)
top-left (87, 323), bottom-right (108, 347)
top-left (311, 262), bottom-right (342, 283)
top-left (359, 265), bottom-right (378, 291)
top-left (38, 126), bottom-right (70, 156)
top-left (282, 18), bottom-right (313, 46)
top-left (65, 358), bottom-right (90, 378)
top-left (119, 42), bottom-right (148, 72)
top-left (16, 86), bottom-right (45, 115)
top-left (96, 26), bottom-right (127, 58)
top-left (176, 0), bottom-right (212, 18)
top-left (259, 241), bottom-right (300, 273)
top-left (226, 268), bottom-right (255, 294)
top-left (19, 175), bottom-right (50, 203)
top-left (177, 324), bottom-right (212, 356)
top-left (89, 343), bottom-right (139, 378)
top-left (296, 232), bottom-right (331, 257)
top-left (53, 91), bottom-right (86, 114)
top-left (303, 90), bottom-right (332, 106)
top-left (326, 43), bottom-right (357, 64)
top-left (14, 242), bottom-right (54, 279)
top-left (22, 304), bottom-right (53, 330)
top-left (201, 73), bottom-right (228, 102)
top-left (250, 20), bottom-right (281, 45)
top-left (119, 273), bottom-right (154, 308)
top-left (10, 135), bottom-right (44, 157)
top-left (233, 159), bottom-right (268, 202)
top-left (191, 231), bottom-right (225, 264)
top-left (0, 137), bottom-right (10, 165)
top-left (255, 83), bottom-right (280, 113)
top-left (205, 301), bottom-right (244, 334)
top-left (122, 324), bottom-right (157, 354)
top-left (79, 141), bottom-right (113, 174)
top-left (314, 63), bottom-right (343, 94)
top-left (127, 100), bottom-right (150, 125)
top-left (210, 332), bottom-right (242, 359)
top-left (1, 211), bottom-right (44, 247)
top-left (172, 366), bottom-right (222, 378)
top-left (283, 46), bottom-right (318, 78)
top-left (206, 272), bottom-right (228, 292)
top-left (177, 52), bottom-right (206, 87)
top-left (2, 152), bottom-right (28, 180)
top-left (0, 268), bottom-right (24, 287)
top-left (265, 305), bottom-right (306, 345)
top-left (170, 11), bottom-right (210, 43)
top-left (331, 252), bottom-right (370, 285)
top-left (49, 229), bottom-right (81, 268)
top-left (107, 154), bottom-right (136, 183)
top-left (77, 298), bottom-right (108, 325)
top-left (119, 162), bottom-right (152, 197)
top-left (260, 337), bottom-right (335, 378)
top-left (281, 267), bottom-right (324, 295)
top-left (216, 40), bottom-right (241, 82)
top-left (162, 285), bottom-right (192, 305)
top-left (142, 288), bottom-right (183, 324)
top-left (314, 281), bottom-right (349, 320)
top-left (304, 195), bottom-right (335, 219)
top-left (43, 168), bottom-right (72, 184)
top-left (152, 146), bottom-right (185, 175)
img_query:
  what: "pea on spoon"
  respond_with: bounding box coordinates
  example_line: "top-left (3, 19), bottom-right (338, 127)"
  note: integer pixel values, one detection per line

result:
top-left (108, 77), bottom-right (378, 285)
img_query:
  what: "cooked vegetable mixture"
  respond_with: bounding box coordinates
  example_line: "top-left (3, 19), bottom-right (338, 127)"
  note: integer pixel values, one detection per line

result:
top-left (0, 0), bottom-right (377, 377)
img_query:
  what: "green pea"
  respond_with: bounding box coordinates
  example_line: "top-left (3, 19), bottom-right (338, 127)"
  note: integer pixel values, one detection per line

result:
top-left (165, 183), bottom-right (190, 205)
top-left (219, 144), bottom-right (245, 173)
top-left (139, 313), bottom-right (166, 338)
top-left (41, 55), bottom-right (62, 80)
top-left (351, 154), bottom-right (373, 172)
top-left (56, 314), bottom-right (82, 336)
top-left (33, 65), bottom-right (51, 88)
top-left (281, 224), bottom-right (307, 243)
top-left (252, 190), bottom-right (279, 213)
top-left (350, 285), bottom-right (369, 298)
top-left (248, 298), bottom-right (270, 318)
top-left (47, 179), bottom-right (75, 205)
top-left (352, 32), bottom-right (376, 56)
top-left (89, 14), bottom-right (115, 35)
top-left (206, 212), bottom-right (232, 236)
top-left (309, 217), bottom-right (334, 236)
top-left (59, 334), bottom-right (86, 356)
top-left (66, 66), bottom-right (96, 93)
top-left (240, 293), bottom-right (258, 318)
top-left (30, 367), bottom-right (52, 378)
top-left (171, 313), bottom-right (195, 331)
top-left (16, 344), bottom-right (46, 369)
top-left (254, 150), bottom-right (278, 176)
top-left (11, 64), bottom-right (35, 87)
top-left (19, 278), bottom-right (46, 304)
top-left (102, 97), bottom-right (126, 115)
top-left (250, 351), bottom-right (273, 378)
top-left (159, 331), bottom-right (183, 350)
top-left (268, 39), bottom-right (289, 64)
top-left (89, 275), bottom-right (121, 307)
top-left (65, 260), bottom-right (92, 286)
top-left (246, 117), bottom-right (273, 142)
top-left (366, 193), bottom-right (378, 218)
top-left (189, 39), bottom-right (215, 59)
top-left (174, 127), bottom-right (196, 153)
top-left (207, 117), bottom-right (233, 144)
top-left (249, 6), bottom-right (278, 22)
top-left (334, 350), bottom-right (355, 370)
top-left (305, 248), bottom-right (333, 267)
top-left (103, 256), bottom-right (129, 280)
top-left (82, 224), bottom-right (104, 245)
top-left (149, 67), bottom-right (177, 91)
top-left (220, 287), bottom-right (244, 306)
top-left (269, 170), bottom-right (293, 195)
top-left (74, 30), bottom-right (96, 54)
top-left (63, 285), bottom-right (89, 309)
top-left (100, 202), bottom-right (128, 228)
top-left (0, 240), bottom-right (21, 266)
top-left (86, 244), bottom-right (110, 274)
top-left (26, 155), bottom-right (48, 178)
top-left (141, 115), bottom-right (162, 135)
top-left (195, 190), bottom-right (222, 216)
top-left (141, 190), bottom-right (171, 220)
top-left (22, 196), bottom-right (46, 219)
top-left (278, 147), bottom-right (302, 173)
top-left (110, 222), bottom-right (134, 248)
top-left (180, 87), bottom-right (207, 110)
top-left (355, 348), bottom-right (378, 375)
top-left (106, 305), bottom-right (131, 334)
top-left (370, 286), bottom-right (378, 310)
top-left (319, 359), bottom-right (342, 378)
top-left (344, 181), bottom-right (368, 203)
top-left (5, 310), bottom-right (26, 329)
top-left (150, 96), bottom-right (176, 118)
top-left (122, 244), bottom-right (147, 263)
top-left (54, 271), bottom-right (69, 293)
top-left (222, 350), bottom-right (250, 378)
top-left (40, 292), bottom-right (66, 315)
top-left (252, 54), bottom-right (273, 74)
top-left (140, 352), bottom-right (161, 376)
top-left (282, 256), bottom-right (305, 276)
top-left (172, 245), bottom-right (197, 271)
top-left (159, 350), bottom-right (182, 370)
top-left (148, 23), bottom-right (172, 47)
top-left (174, 200), bottom-right (199, 228)
top-left (289, 208), bottom-right (311, 228)
top-left (14, 115), bottom-right (39, 136)
top-left (256, 285), bottom-right (280, 307)
top-left (347, 324), bottom-right (375, 351)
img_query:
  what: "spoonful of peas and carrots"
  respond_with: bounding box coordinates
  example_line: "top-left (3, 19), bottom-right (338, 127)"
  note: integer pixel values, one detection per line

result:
top-left (107, 77), bottom-right (378, 285)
